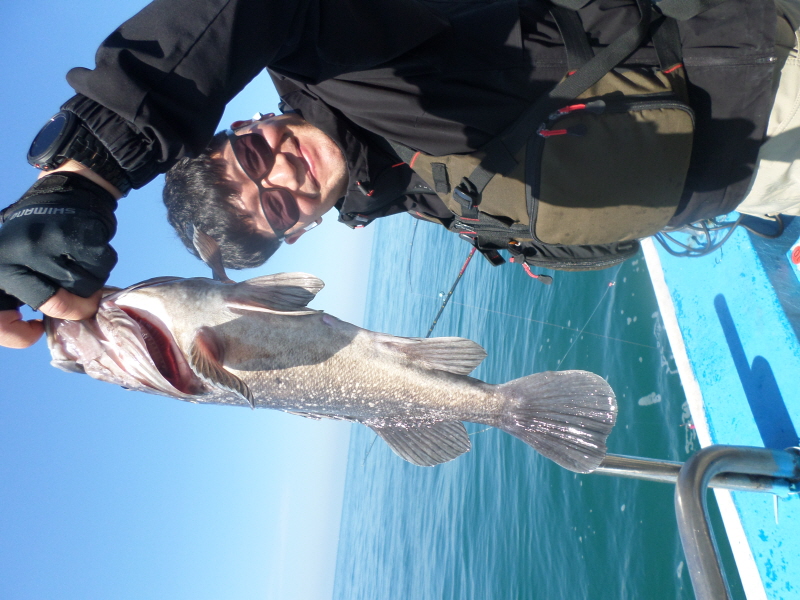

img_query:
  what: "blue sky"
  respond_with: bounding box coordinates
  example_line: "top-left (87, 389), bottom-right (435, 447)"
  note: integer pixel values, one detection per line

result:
top-left (0, 2), bottom-right (374, 599)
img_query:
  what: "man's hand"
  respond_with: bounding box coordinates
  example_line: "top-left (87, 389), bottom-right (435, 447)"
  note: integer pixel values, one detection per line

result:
top-left (0, 169), bottom-right (120, 349)
top-left (0, 289), bottom-right (102, 349)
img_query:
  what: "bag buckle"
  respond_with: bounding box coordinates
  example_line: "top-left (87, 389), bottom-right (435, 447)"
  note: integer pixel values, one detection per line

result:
top-left (454, 178), bottom-right (481, 210)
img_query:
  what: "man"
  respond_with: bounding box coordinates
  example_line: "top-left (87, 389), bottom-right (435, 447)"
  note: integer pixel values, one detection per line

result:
top-left (162, 113), bottom-right (350, 269)
top-left (0, 0), bottom-right (786, 349)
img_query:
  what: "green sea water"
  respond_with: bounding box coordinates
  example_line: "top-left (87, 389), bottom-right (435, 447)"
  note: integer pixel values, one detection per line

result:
top-left (332, 214), bottom-right (745, 600)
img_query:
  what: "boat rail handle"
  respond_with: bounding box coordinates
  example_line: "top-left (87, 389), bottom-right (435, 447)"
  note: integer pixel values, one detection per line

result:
top-left (594, 445), bottom-right (800, 600)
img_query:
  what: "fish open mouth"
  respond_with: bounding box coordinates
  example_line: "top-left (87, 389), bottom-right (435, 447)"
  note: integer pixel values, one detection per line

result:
top-left (117, 306), bottom-right (199, 395)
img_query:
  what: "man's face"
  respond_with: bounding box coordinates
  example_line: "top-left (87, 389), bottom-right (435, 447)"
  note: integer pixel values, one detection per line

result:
top-left (218, 113), bottom-right (348, 244)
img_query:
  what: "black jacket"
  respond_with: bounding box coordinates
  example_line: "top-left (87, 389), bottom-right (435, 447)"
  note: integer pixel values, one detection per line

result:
top-left (63, 0), bottom-right (777, 230)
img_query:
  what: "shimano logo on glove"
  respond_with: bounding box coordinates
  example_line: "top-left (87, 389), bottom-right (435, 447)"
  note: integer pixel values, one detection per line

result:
top-left (7, 206), bottom-right (78, 220)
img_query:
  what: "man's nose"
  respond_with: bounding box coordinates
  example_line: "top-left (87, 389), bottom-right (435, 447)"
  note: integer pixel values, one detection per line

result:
top-left (262, 153), bottom-right (301, 191)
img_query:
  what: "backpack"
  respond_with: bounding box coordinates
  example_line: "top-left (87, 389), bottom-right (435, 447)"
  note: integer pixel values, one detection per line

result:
top-left (392, 0), bottom-right (726, 272)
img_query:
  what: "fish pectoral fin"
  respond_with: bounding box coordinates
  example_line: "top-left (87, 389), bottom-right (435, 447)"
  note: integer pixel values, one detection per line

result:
top-left (369, 420), bottom-right (471, 466)
top-left (188, 328), bottom-right (255, 409)
top-left (377, 336), bottom-right (487, 375)
top-left (192, 227), bottom-right (234, 283)
top-left (227, 273), bottom-right (324, 312)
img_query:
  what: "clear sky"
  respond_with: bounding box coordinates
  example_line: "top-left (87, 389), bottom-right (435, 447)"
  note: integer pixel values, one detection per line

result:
top-left (0, 2), bottom-right (375, 599)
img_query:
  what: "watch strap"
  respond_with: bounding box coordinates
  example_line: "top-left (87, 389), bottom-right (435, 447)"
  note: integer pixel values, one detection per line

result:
top-left (59, 121), bottom-right (132, 196)
top-left (61, 95), bottom-right (162, 189)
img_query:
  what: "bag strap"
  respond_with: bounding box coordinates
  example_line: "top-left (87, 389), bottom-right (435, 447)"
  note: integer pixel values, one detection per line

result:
top-left (550, 6), bottom-right (595, 72)
top-left (459, 0), bottom-right (654, 207)
top-left (387, 140), bottom-right (415, 164)
top-left (389, 0), bottom-right (684, 213)
top-left (550, 6), bottom-right (683, 73)
top-left (550, 0), bottom-right (731, 21)
top-left (652, 0), bottom-right (731, 20)
top-left (549, 0), bottom-right (592, 9)
top-left (650, 15), bottom-right (683, 70)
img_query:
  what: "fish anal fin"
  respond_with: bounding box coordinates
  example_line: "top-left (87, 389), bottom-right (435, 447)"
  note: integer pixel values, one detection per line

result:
top-left (189, 327), bottom-right (255, 408)
top-left (228, 273), bottom-right (325, 312)
top-left (283, 410), bottom-right (322, 420)
top-left (281, 410), bottom-right (360, 423)
top-left (378, 336), bottom-right (487, 375)
top-left (370, 420), bottom-right (471, 466)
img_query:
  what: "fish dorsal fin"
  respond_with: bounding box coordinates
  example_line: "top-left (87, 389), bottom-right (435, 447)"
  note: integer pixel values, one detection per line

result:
top-left (227, 273), bottom-right (324, 313)
top-left (192, 227), bottom-right (234, 283)
top-left (377, 336), bottom-right (487, 375)
top-left (188, 327), bottom-right (255, 408)
top-left (125, 276), bottom-right (185, 291)
top-left (369, 420), bottom-right (471, 466)
top-left (104, 277), bottom-right (184, 301)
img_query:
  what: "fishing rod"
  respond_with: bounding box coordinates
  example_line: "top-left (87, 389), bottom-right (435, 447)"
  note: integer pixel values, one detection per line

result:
top-left (424, 246), bottom-right (556, 337)
top-left (425, 247), bottom-right (476, 338)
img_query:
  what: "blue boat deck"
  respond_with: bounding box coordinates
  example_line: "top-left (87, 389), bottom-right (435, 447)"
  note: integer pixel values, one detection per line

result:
top-left (643, 217), bottom-right (800, 600)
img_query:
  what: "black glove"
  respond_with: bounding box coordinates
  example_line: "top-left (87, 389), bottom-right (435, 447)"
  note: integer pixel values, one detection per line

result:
top-left (0, 172), bottom-right (118, 309)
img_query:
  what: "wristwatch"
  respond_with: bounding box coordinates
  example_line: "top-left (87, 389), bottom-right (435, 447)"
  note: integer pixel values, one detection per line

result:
top-left (27, 110), bottom-right (132, 195)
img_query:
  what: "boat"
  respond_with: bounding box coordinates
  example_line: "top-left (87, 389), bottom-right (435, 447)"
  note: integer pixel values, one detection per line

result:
top-left (620, 215), bottom-right (800, 599)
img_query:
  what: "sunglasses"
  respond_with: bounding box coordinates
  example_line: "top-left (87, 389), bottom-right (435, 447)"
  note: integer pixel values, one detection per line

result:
top-left (225, 129), bottom-right (303, 240)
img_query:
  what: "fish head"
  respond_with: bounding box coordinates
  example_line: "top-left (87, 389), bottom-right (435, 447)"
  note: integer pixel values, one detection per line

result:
top-left (45, 272), bottom-right (326, 402)
top-left (45, 276), bottom-right (227, 399)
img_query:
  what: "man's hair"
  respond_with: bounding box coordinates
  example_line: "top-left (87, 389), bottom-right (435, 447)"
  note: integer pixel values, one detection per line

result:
top-left (162, 131), bottom-right (281, 269)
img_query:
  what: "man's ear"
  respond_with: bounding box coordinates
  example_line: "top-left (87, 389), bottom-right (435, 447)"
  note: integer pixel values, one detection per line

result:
top-left (284, 218), bottom-right (323, 245)
top-left (231, 113), bottom-right (275, 131)
top-left (229, 119), bottom-right (254, 131)
top-left (284, 232), bottom-right (303, 245)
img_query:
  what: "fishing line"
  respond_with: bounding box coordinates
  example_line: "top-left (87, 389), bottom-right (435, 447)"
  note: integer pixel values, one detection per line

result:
top-left (469, 427), bottom-right (492, 436)
top-left (408, 290), bottom-right (655, 350)
top-left (407, 219), bottom-right (420, 291)
top-left (362, 434), bottom-right (379, 466)
top-left (405, 228), bottom-right (649, 350)
top-left (555, 264), bottom-right (624, 368)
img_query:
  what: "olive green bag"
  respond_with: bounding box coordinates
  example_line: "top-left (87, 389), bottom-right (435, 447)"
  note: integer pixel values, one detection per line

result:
top-left (393, 1), bottom-right (695, 271)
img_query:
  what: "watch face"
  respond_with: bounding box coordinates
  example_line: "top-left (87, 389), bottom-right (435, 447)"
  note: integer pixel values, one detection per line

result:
top-left (28, 112), bottom-right (72, 167)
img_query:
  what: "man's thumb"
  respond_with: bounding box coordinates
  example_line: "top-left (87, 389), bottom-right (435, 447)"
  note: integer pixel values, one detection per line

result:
top-left (38, 288), bottom-right (103, 320)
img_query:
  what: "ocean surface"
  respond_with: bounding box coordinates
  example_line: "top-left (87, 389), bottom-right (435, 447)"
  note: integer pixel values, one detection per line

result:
top-left (331, 214), bottom-right (745, 600)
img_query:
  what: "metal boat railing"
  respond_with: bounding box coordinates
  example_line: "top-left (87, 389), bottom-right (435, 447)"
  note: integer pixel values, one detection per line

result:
top-left (593, 446), bottom-right (800, 600)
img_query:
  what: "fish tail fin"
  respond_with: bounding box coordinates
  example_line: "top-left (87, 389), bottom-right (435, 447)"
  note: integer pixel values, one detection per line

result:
top-left (496, 371), bottom-right (617, 473)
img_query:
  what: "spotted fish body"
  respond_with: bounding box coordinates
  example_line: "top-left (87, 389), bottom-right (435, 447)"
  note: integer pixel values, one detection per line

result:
top-left (46, 273), bottom-right (617, 472)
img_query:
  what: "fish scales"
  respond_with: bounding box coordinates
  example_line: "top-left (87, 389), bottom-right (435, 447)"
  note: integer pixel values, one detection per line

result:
top-left (46, 273), bottom-right (617, 473)
top-left (138, 285), bottom-right (503, 421)
top-left (225, 322), bottom-right (504, 423)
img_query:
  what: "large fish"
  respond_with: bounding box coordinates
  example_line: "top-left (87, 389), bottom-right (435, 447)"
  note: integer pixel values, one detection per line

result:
top-left (46, 227), bottom-right (617, 472)
top-left (45, 270), bottom-right (617, 473)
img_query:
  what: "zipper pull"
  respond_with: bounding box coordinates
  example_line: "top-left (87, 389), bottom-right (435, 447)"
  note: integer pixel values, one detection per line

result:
top-left (549, 100), bottom-right (606, 120)
top-left (537, 124), bottom-right (587, 138)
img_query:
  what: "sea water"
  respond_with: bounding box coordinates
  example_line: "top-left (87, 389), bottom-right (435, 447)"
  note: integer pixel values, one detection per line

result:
top-left (332, 215), bottom-right (744, 600)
